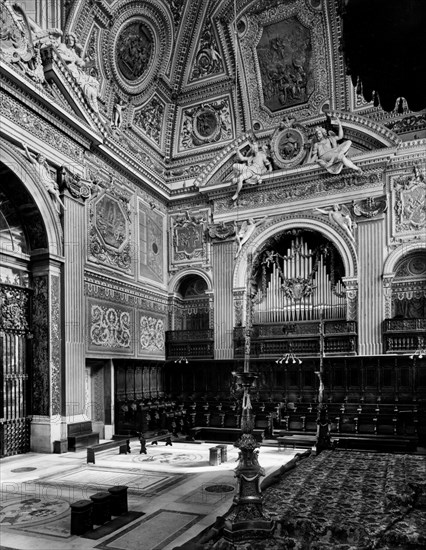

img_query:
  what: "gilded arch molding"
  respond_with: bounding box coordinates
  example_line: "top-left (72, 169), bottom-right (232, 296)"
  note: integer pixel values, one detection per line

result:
top-left (232, 213), bottom-right (358, 290)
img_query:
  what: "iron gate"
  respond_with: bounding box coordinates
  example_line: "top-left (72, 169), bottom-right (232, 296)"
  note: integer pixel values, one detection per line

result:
top-left (0, 283), bottom-right (32, 457)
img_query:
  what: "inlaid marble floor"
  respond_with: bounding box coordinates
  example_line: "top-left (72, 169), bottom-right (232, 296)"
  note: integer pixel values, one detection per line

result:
top-left (0, 441), bottom-right (297, 550)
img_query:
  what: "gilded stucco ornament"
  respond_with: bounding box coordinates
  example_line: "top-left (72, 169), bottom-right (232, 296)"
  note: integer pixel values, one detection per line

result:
top-left (189, 18), bottom-right (223, 82)
top-left (0, 1), bottom-right (45, 83)
top-left (180, 99), bottom-right (233, 150)
top-left (133, 95), bottom-right (165, 146)
top-left (353, 197), bottom-right (387, 219)
top-left (270, 116), bottom-right (309, 168)
top-left (393, 165), bottom-right (426, 233)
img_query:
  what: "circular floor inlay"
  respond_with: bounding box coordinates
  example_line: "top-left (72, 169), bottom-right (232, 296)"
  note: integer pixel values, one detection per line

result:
top-left (134, 452), bottom-right (204, 464)
top-left (204, 484), bottom-right (235, 493)
top-left (11, 467), bottom-right (37, 472)
top-left (0, 498), bottom-right (70, 525)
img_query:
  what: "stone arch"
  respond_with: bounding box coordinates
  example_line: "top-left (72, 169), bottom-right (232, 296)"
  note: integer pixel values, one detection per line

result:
top-left (168, 268), bottom-right (214, 331)
top-left (168, 267), bottom-right (213, 295)
top-left (382, 239), bottom-right (426, 320)
top-left (0, 139), bottom-right (63, 257)
top-left (233, 214), bottom-right (357, 290)
top-left (383, 240), bottom-right (426, 277)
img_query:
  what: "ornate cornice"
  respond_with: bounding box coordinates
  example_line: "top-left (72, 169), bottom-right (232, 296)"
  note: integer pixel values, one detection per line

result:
top-left (85, 270), bottom-right (168, 313)
top-left (203, 162), bottom-right (386, 215)
top-left (0, 88), bottom-right (87, 164)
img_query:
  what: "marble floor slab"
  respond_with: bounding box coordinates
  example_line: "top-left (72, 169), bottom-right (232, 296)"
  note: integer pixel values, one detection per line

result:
top-left (0, 441), bottom-right (298, 550)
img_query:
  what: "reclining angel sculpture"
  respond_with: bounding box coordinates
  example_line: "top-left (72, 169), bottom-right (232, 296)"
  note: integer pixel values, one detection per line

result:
top-left (310, 114), bottom-right (362, 175)
top-left (231, 140), bottom-right (272, 201)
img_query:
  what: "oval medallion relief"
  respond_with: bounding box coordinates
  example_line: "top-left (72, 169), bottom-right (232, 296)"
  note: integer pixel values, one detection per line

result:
top-left (115, 20), bottom-right (154, 84)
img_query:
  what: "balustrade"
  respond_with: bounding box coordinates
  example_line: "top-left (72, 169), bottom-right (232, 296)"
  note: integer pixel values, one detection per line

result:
top-left (382, 318), bottom-right (426, 353)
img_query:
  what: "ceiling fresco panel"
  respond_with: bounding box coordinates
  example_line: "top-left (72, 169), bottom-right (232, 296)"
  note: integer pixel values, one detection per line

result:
top-left (242, 0), bottom-right (330, 125)
top-left (256, 17), bottom-right (314, 112)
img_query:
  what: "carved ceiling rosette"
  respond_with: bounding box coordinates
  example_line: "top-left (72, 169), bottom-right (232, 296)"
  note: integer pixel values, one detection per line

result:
top-left (240, 1), bottom-right (330, 125)
top-left (106, 1), bottom-right (173, 97)
top-left (178, 98), bottom-right (234, 152)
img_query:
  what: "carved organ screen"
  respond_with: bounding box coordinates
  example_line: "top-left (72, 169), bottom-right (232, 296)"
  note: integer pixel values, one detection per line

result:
top-left (252, 231), bottom-right (346, 323)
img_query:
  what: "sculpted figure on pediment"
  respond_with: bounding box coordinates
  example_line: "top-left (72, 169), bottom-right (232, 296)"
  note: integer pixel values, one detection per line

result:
top-left (231, 140), bottom-right (272, 202)
top-left (57, 32), bottom-right (100, 113)
top-left (0, 2), bottom-right (45, 83)
top-left (310, 114), bottom-right (362, 175)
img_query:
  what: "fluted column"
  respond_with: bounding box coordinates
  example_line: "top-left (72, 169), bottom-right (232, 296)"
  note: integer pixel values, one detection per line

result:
top-left (358, 217), bottom-right (385, 355)
top-left (61, 171), bottom-right (91, 420)
top-left (212, 240), bottom-right (235, 359)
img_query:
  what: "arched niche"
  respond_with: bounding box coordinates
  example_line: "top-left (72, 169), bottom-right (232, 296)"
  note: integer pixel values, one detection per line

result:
top-left (232, 216), bottom-right (358, 327)
top-left (233, 215), bottom-right (357, 290)
top-left (168, 269), bottom-right (213, 331)
top-left (0, 153), bottom-right (62, 456)
top-left (0, 140), bottom-right (63, 257)
top-left (382, 241), bottom-right (426, 320)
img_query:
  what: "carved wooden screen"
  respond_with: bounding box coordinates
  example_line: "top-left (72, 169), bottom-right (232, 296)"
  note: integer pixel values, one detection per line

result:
top-left (0, 283), bottom-right (32, 457)
top-left (253, 231), bottom-right (346, 323)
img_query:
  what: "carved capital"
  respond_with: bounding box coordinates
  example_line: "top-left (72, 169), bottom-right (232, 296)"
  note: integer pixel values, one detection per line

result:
top-left (60, 166), bottom-right (91, 200)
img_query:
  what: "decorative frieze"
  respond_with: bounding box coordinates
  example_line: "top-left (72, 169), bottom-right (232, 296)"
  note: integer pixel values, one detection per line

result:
top-left (0, 91), bottom-right (85, 163)
top-left (84, 275), bottom-right (167, 314)
top-left (212, 168), bottom-right (382, 214)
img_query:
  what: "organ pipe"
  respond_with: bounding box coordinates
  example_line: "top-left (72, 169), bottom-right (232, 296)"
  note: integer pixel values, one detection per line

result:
top-left (254, 236), bottom-right (346, 323)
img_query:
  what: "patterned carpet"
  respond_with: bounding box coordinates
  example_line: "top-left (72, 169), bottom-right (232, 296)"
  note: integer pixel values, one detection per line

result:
top-left (190, 450), bottom-right (426, 549)
top-left (264, 451), bottom-right (426, 549)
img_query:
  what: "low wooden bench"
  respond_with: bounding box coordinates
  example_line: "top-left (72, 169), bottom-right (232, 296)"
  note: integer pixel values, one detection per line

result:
top-left (145, 432), bottom-right (173, 445)
top-left (190, 426), bottom-right (265, 443)
top-left (87, 438), bottom-right (130, 464)
top-left (277, 435), bottom-right (317, 450)
top-left (335, 434), bottom-right (417, 452)
top-left (68, 421), bottom-right (99, 451)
